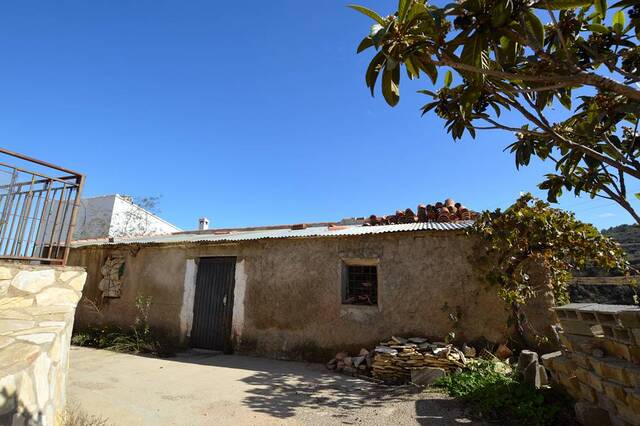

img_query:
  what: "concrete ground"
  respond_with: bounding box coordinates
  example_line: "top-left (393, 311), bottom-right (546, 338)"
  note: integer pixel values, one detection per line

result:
top-left (67, 346), bottom-right (483, 426)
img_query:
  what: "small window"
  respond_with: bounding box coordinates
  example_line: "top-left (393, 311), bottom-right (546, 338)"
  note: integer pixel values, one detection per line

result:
top-left (343, 264), bottom-right (378, 305)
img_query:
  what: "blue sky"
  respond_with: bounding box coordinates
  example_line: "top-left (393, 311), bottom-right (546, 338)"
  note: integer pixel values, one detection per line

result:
top-left (0, 0), bottom-right (637, 231)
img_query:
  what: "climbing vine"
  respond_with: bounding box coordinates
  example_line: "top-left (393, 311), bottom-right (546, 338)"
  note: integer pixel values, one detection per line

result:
top-left (469, 194), bottom-right (631, 340)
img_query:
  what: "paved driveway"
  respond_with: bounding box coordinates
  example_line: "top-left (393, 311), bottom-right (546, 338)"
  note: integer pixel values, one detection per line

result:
top-left (67, 346), bottom-right (480, 425)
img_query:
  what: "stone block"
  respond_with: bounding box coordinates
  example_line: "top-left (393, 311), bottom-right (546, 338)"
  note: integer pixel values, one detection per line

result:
top-left (0, 297), bottom-right (34, 310)
top-left (0, 320), bottom-right (36, 336)
top-left (67, 273), bottom-right (87, 292)
top-left (600, 359), bottom-right (635, 386)
top-left (574, 401), bottom-right (612, 426)
top-left (579, 382), bottom-right (598, 403)
top-left (627, 389), bottom-right (640, 415)
top-left (613, 400), bottom-right (638, 426)
top-left (0, 280), bottom-right (10, 297)
top-left (517, 350), bottom-right (539, 375)
top-left (11, 270), bottom-right (55, 293)
top-left (553, 354), bottom-right (577, 375)
top-left (602, 379), bottom-right (628, 404)
top-left (570, 351), bottom-right (592, 369)
top-left (35, 287), bottom-right (80, 307)
top-left (541, 351), bottom-right (562, 370)
top-left (575, 367), bottom-right (604, 393)
top-left (411, 367), bottom-right (446, 387)
top-left (33, 354), bottom-right (51, 406)
top-left (617, 311), bottom-right (640, 328)
top-left (0, 266), bottom-right (15, 280)
top-left (560, 319), bottom-right (604, 337)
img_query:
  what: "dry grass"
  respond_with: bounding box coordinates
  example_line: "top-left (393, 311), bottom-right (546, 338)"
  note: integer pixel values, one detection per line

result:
top-left (59, 403), bottom-right (110, 426)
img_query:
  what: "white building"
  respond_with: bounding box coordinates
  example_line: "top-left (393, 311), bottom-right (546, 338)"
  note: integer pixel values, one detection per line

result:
top-left (73, 194), bottom-right (181, 240)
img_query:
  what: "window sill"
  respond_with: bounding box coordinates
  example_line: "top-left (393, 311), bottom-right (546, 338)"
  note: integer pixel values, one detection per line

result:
top-left (340, 304), bottom-right (381, 322)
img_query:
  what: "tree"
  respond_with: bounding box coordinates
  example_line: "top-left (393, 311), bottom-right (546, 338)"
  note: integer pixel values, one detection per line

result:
top-left (470, 193), bottom-right (630, 344)
top-left (350, 0), bottom-right (640, 223)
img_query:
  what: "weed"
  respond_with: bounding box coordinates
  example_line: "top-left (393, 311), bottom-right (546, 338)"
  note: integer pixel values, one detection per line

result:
top-left (59, 403), bottom-right (110, 426)
top-left (435, 359), bottom-right (571, 425)
top-left (72, 293), bottom-right (167, 355)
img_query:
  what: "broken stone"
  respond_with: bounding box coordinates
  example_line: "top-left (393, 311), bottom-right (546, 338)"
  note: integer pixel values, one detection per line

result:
top-left (540, 351), bottom-right (562, 370)
top-left (352, 356), bottom-right (365, 368)
top-left (408, 337), bottom-right (428, 344)
top-left (326, 358), bottom-right (337, 370)
top-left (537, 365), bottom-right (549, 387)
top-left (523, 359), bottom-right (541, 389)
top-left (342, 356), bottom-right (352, 367)
top-left (574, 401), bottom-right (612, 426)
top-left (592, 348), bottom-right (605, 358)
top-left (462, 344), bottom-right (476, 358)
top-left (517, 350), bottom-right (539, 375)
top-left (433, 346), bottom-right (451, 358)
top-left (359, 348), bottom-right (369, 357)
top-left (374, 346), bottom-right (398, 355)
top-left (335, 351), bottom-right (348, 361)
top-left (411, 367), bottom-right (446, 387)
top-left (494, 343), bottom-right (513, 360)
top-left (391, 336), bottom-right (408, 344)
top-left (342, 366), bottom-right (357, 375)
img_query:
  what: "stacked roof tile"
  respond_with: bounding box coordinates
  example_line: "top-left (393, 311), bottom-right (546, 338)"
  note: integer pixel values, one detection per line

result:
top-left (365, 198), bottom-right (478, 226)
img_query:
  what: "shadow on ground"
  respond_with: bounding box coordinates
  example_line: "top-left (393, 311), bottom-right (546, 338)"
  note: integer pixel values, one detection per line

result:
top-left (170, 350), bottom-right (478, 423)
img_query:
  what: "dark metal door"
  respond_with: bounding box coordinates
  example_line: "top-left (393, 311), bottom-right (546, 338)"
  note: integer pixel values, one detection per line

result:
top-left (191, 257), bottom-right (236, 351)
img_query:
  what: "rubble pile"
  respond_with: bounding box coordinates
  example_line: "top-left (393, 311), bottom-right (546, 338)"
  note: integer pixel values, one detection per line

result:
top-left (365, 198), bottom-right (479, 226)
top-left (327, 336), bottom-right (475, 385)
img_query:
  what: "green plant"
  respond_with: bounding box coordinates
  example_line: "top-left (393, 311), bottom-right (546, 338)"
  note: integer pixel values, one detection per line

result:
top-left (470, 193), bottom-right (630, 341)
top-left (436, 359), bottom-right (569, 425)
top-left (350, 0), bottom-right (640, 223)
top-left (71, 294), bottom-right (163, 354)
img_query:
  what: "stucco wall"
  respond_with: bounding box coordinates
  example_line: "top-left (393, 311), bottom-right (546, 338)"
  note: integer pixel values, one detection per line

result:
top-left (69, 231), bottom-right (512, 360)
top-left (0, 262), bottom-right (86, 425)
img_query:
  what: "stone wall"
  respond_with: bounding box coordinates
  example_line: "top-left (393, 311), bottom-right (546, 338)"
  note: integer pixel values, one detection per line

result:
top-left (0, 262), bottom-right (86, 425)
top-left (546, 303), bottom-right (640, 425)
top-left (69, 231), bottom-right (519, 360)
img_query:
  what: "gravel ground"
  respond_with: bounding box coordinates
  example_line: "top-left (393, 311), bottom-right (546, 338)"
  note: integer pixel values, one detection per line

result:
top-left (68, 346), bottom-right (483, 425)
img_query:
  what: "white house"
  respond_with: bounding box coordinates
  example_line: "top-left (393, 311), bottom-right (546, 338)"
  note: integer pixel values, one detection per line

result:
top-left (73, 194), bottom-right (181, 240)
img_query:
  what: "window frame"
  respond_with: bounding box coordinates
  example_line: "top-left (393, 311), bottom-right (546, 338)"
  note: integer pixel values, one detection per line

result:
top-left (341, 258), bottom-right (379, 306)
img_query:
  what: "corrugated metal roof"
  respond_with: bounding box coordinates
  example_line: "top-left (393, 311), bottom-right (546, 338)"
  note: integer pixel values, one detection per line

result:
top-left (70, 220), bottom-right (475, 248)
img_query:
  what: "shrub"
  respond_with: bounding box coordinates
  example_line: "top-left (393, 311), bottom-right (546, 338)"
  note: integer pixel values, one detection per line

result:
top-left (72, 293), bottom-right (168, 355)
top-left (435, 359), bottom-right (571, 425)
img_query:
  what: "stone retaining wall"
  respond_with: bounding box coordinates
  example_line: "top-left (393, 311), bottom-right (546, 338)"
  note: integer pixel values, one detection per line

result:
top-left (545, 303), bottom-right (640, 425)
top-left (0, 262), bottom-right (86, 425)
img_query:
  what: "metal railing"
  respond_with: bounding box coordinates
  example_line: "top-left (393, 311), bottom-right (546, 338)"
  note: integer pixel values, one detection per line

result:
top-left (0, 148), bottom-right (84, 265)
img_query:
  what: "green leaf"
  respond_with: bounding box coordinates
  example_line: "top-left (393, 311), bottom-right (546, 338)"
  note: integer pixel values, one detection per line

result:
top-left (461, 34), bottom-right (485, 67)
top-left (444, 70), bottom-right (453, 87)
top-left (491, 1), bottom-right (511, 27)
top-left (356, 37), bottom-right (374, 53)
top-left (587, 23), bottom-right (609, 33)
top-left (594, 0), bottom-right (607, 18)
top-left (405, 55), bottom-right (419, 79)
top-left (613, 10), bottom-right (625, 33)
top-left (365, 51), bottom-right (385, 96)
top-left (636, 193), bottom-right (640, 200)
top-left (398, 0), bottom-right (410, 23)
top-left (382, 65), bottom-right (400, 106)
top-left (533, 0), bottom-right (593, 9)
top-left (347, 4), bottom-right (386, 25)
top-left (418, 59), bottom-right (438, 84)
top-left (524, 11), bottom-right (545, 46)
